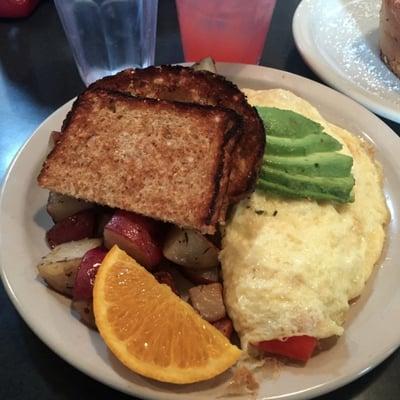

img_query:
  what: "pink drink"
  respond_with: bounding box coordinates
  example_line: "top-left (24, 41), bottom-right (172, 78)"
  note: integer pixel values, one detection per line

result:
top-left (176, 0), bottom-right (276, 64)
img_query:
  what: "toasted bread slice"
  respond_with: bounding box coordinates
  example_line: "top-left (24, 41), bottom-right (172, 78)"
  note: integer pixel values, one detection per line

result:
top-left (90, 65), bottom-right (265, 200)
top-left (38, 89), bottom-right (241, 234)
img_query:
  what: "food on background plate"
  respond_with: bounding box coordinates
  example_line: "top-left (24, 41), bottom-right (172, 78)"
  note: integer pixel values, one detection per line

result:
top-left (220, 88), bottom-right (389, 361)
top-left (380, 0), bottom-right (400, 78)
top-left (35, 63), bottom-right (389, 388)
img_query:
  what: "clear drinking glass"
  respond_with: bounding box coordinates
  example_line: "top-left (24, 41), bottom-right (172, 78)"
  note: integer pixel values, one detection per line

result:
top-left (176, 0), bottom-right (276, 64)
top-left (54, 0), bottom-right (158, 86)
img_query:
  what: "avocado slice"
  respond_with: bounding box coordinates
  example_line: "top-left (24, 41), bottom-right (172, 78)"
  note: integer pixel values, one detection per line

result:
top-left (257, 179), bottom-right (354, 203)
top-left (256, 106), bottom-right (355, 203)
top-left (256, 107), bottom-right (324, 138)
top-left (264, 152), bottom-right (353, 177)
top-left (267, 133), bottom-right (342, 156)
top-left (259, 166), bottom-right (355, 203)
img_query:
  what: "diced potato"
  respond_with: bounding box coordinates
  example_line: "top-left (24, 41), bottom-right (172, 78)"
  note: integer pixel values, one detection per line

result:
top-left (153, 270), bottom-right (179, 295)
top-left (104, 210), bottom-right (163, 269)
top-left (212, 317), bottom-right (233, 339)
top-left (73, 246), bottom-right (107, 301)
top-left (49, 131), bottom-right (62, 147)
top-left (192, 57), bottom-right (217, 73)
top-left (71, 300), bottom-right (96, 329)
top-left (38, 259), bottom-right (80, 297)
top-left (188, 282), bottom-right (226, 322)
top-left (163, 227), bottom-right (219, 269)
top-left (46, 209), bottom-right (97, 249)
top-left (181, 266), bottom-right (219, 284)
top-left (47, 192), bottom-right (94, 222)
top-left (95, 210), bottom-right (113, 237)
top-left (37, 238), bottom-right (102, 297)
top-left (155, 260), bottom-right (194, 301)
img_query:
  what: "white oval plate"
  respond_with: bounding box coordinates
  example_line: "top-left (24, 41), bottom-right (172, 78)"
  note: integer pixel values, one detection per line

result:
top-left (1, 64), bottom-right (400, 400)
top-left (293, 0), bottom-right (400, 123)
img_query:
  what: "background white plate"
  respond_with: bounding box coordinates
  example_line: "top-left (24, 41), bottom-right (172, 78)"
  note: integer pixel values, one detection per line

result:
top-left (293, 0), bottom-right (400, 123)
top-left (1, 64), bottom-right (400, 400)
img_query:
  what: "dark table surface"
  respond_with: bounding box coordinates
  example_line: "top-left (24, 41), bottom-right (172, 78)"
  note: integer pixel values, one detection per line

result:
top-left (1, 1), bottom-right (399, 399)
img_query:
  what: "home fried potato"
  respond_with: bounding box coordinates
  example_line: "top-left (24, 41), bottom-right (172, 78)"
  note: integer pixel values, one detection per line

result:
top-left (37, 238), bottom-right (102, 297)
top-left (47, 191), bottom-right (94, 222)
top-left (163, 226), bottom-right (219, 269)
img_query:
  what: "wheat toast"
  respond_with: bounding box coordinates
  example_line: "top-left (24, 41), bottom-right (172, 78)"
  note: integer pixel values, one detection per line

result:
top-left (38, 89), bottom-right (241, 234)
top-left (90, 65), bottom-right (265, 200)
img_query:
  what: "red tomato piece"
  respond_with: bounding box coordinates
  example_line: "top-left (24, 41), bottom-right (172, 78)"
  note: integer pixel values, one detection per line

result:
top-left (257, 335), bottom-right (317, 363)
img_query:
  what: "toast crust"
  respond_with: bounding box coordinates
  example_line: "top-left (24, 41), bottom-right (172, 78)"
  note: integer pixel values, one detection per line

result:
top-left (90, 65), bottom-right (265, 200)
top-left (38, 89), bottom-right (241, 234)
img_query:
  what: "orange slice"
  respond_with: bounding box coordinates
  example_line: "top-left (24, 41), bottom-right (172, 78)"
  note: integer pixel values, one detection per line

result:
top-left (93, 245), bottom-right (241, 384)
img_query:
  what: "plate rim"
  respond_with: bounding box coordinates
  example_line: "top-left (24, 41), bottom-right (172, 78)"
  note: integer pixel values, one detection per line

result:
top-left (292, 0), bottom-right (400, 124)
top-left (1, 63), bottom-right (400, 400)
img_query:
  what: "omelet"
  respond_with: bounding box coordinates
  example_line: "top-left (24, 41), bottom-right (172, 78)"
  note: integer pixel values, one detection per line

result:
top-left (220, 89), bottom-right (389, 350)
